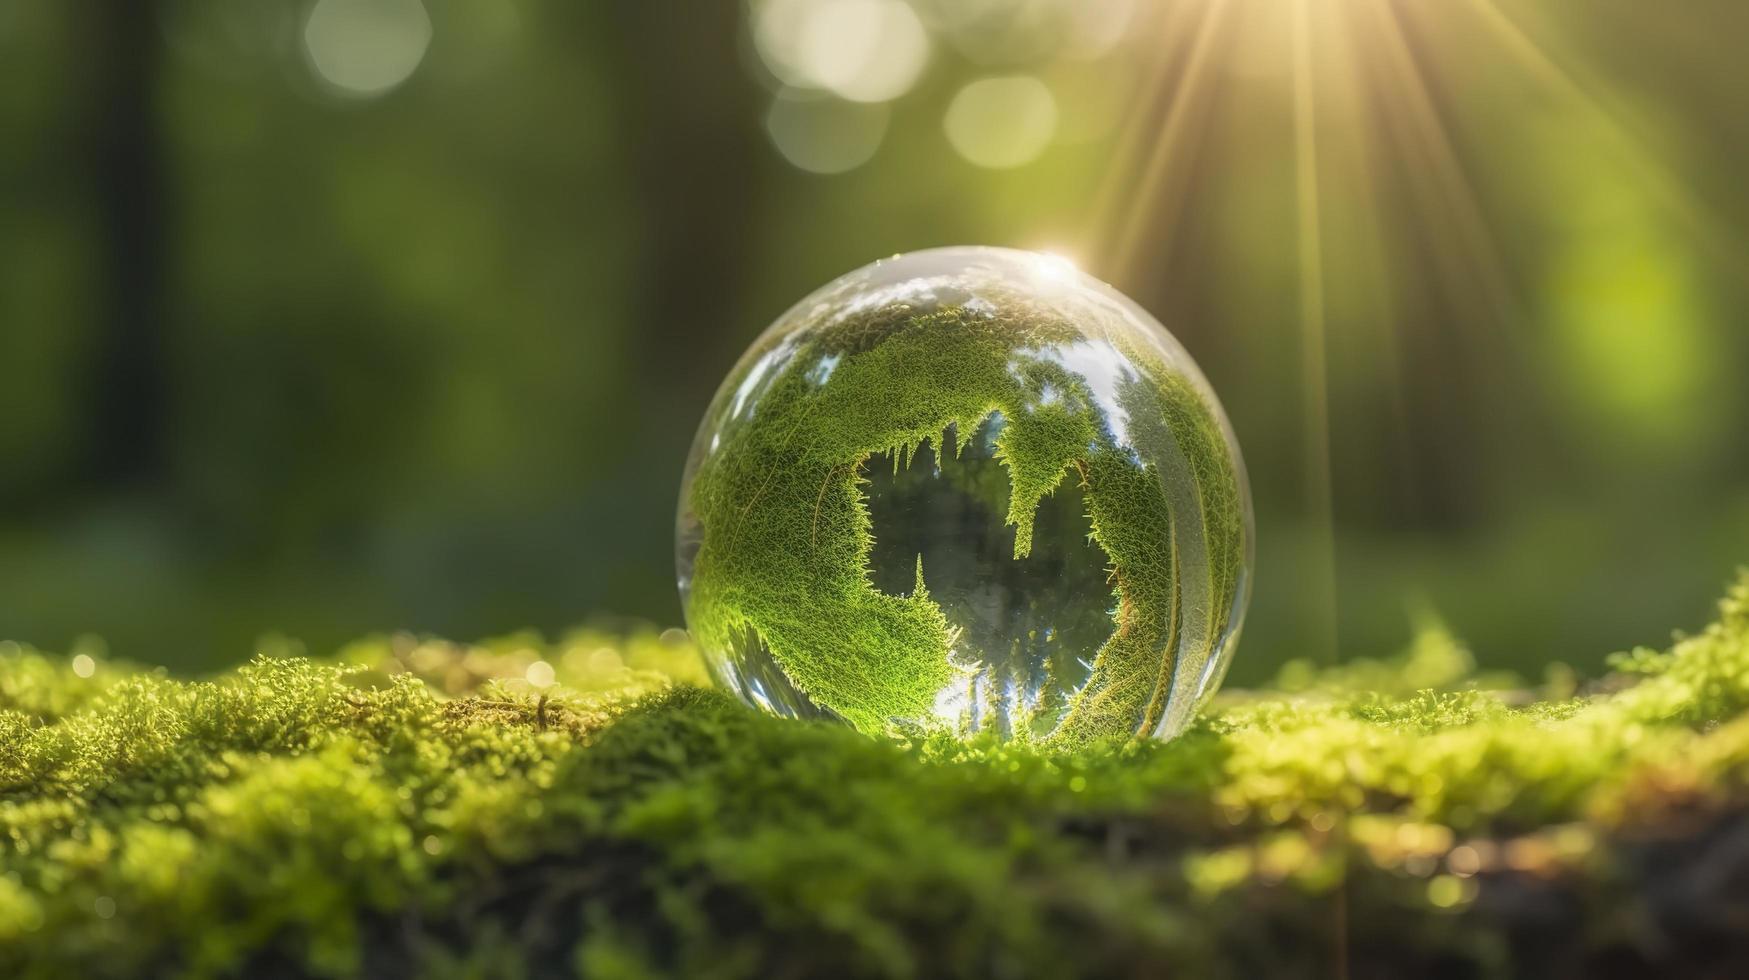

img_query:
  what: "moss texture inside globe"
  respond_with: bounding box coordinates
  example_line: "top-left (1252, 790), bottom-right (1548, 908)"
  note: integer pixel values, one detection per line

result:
top-left (676, 248), bottom-right (1252, 745)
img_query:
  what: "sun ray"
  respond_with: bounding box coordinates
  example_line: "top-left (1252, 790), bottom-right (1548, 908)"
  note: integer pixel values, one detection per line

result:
top-left (1349, 0), bottom-right (1542, 462)
top-left (1365, 0), bottom-right (1522, 333)
top-left (1094, 0), bottom-right (1232, 282)
top-left (1465, 0), bottom-right (1749, 272)
top-left (1318, 2), bottom-right (1420, 510)
top-left (1082, 1), bottom-right (1202, 259)
top-left (1292, 0), bottom-right (1339, 668)
top-left (1292, 4), bottom-right (1350, 969)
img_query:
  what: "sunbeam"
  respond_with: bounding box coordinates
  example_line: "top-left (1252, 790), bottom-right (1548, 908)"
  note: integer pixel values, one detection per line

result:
top-left (1082, 1), bottom-right (1201, 262)
top-left (1093, 0), bottom-right (1232, 282)
top-left (1465, 0), bottom-right (1749, 272)
top-left (1367, 0), bottom-right (1521, 332)
top-left (1292, 0), bottom-right (1339, 670)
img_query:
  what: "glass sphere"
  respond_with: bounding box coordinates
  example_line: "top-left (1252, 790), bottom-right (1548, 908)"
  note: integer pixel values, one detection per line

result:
top-left (677, 247), bottom-right (1252, 745)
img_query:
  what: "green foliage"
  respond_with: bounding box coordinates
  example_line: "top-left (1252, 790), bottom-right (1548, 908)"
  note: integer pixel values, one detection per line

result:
top-left (6, 575), bottom-right (1749, 977)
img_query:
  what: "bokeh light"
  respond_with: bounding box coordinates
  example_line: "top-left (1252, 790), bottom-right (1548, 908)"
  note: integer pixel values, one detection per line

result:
top-left (524, 658), bottom-right (556, 688)
top-left (753, 0), bottom-right (931, 103)
top-left (302, 0), bottom-right (432, 98)
top-left (766, 89), bottom-right (891, 173)
top-left (943, 75), bottom-right (1058, 168)
top-left (1062, 0), bottom-right (1136, 60)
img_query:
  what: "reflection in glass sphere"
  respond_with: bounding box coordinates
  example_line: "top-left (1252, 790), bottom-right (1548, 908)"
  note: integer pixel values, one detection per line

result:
top-left (677, 247), bottom-right (1252, 745)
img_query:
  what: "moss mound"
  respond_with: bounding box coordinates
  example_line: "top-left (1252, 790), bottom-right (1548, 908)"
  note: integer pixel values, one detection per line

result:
top-left (6, 576), bottom-right (1749, 978)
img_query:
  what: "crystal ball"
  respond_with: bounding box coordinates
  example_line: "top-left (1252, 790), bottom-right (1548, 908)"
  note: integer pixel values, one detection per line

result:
top-left (676, 247), bottom-right (1253, 745)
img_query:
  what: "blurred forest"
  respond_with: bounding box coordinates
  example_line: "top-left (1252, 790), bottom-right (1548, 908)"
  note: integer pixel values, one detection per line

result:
top-left (2, 0), bottom-right (1746, 682)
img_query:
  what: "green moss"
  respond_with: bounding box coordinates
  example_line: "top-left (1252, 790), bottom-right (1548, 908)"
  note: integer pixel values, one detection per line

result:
top-left (684, 293), bottom-right (1245, 742)
top-left (4, 575), bottom-right (1749, 976)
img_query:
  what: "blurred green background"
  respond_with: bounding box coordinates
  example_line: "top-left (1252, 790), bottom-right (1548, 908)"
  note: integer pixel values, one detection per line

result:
top-left (2, 0), bottom-right (1745, 683)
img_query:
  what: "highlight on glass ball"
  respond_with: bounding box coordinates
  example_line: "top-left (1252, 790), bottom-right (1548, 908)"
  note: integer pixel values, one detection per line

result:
top-left (676, 247), bottom-right (1253, 746)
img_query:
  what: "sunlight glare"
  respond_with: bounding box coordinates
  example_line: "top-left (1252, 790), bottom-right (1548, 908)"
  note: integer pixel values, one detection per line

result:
top-left (1031, 251), bottom-right (1080, 283)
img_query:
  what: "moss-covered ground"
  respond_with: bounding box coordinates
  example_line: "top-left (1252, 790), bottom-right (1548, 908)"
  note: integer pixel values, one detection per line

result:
top-left (6, 575), bottom-right (1749, 978)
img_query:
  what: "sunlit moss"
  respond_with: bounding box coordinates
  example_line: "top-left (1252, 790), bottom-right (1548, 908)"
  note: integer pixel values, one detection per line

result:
top-left (3, 574), bottom-right (1749, 976)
